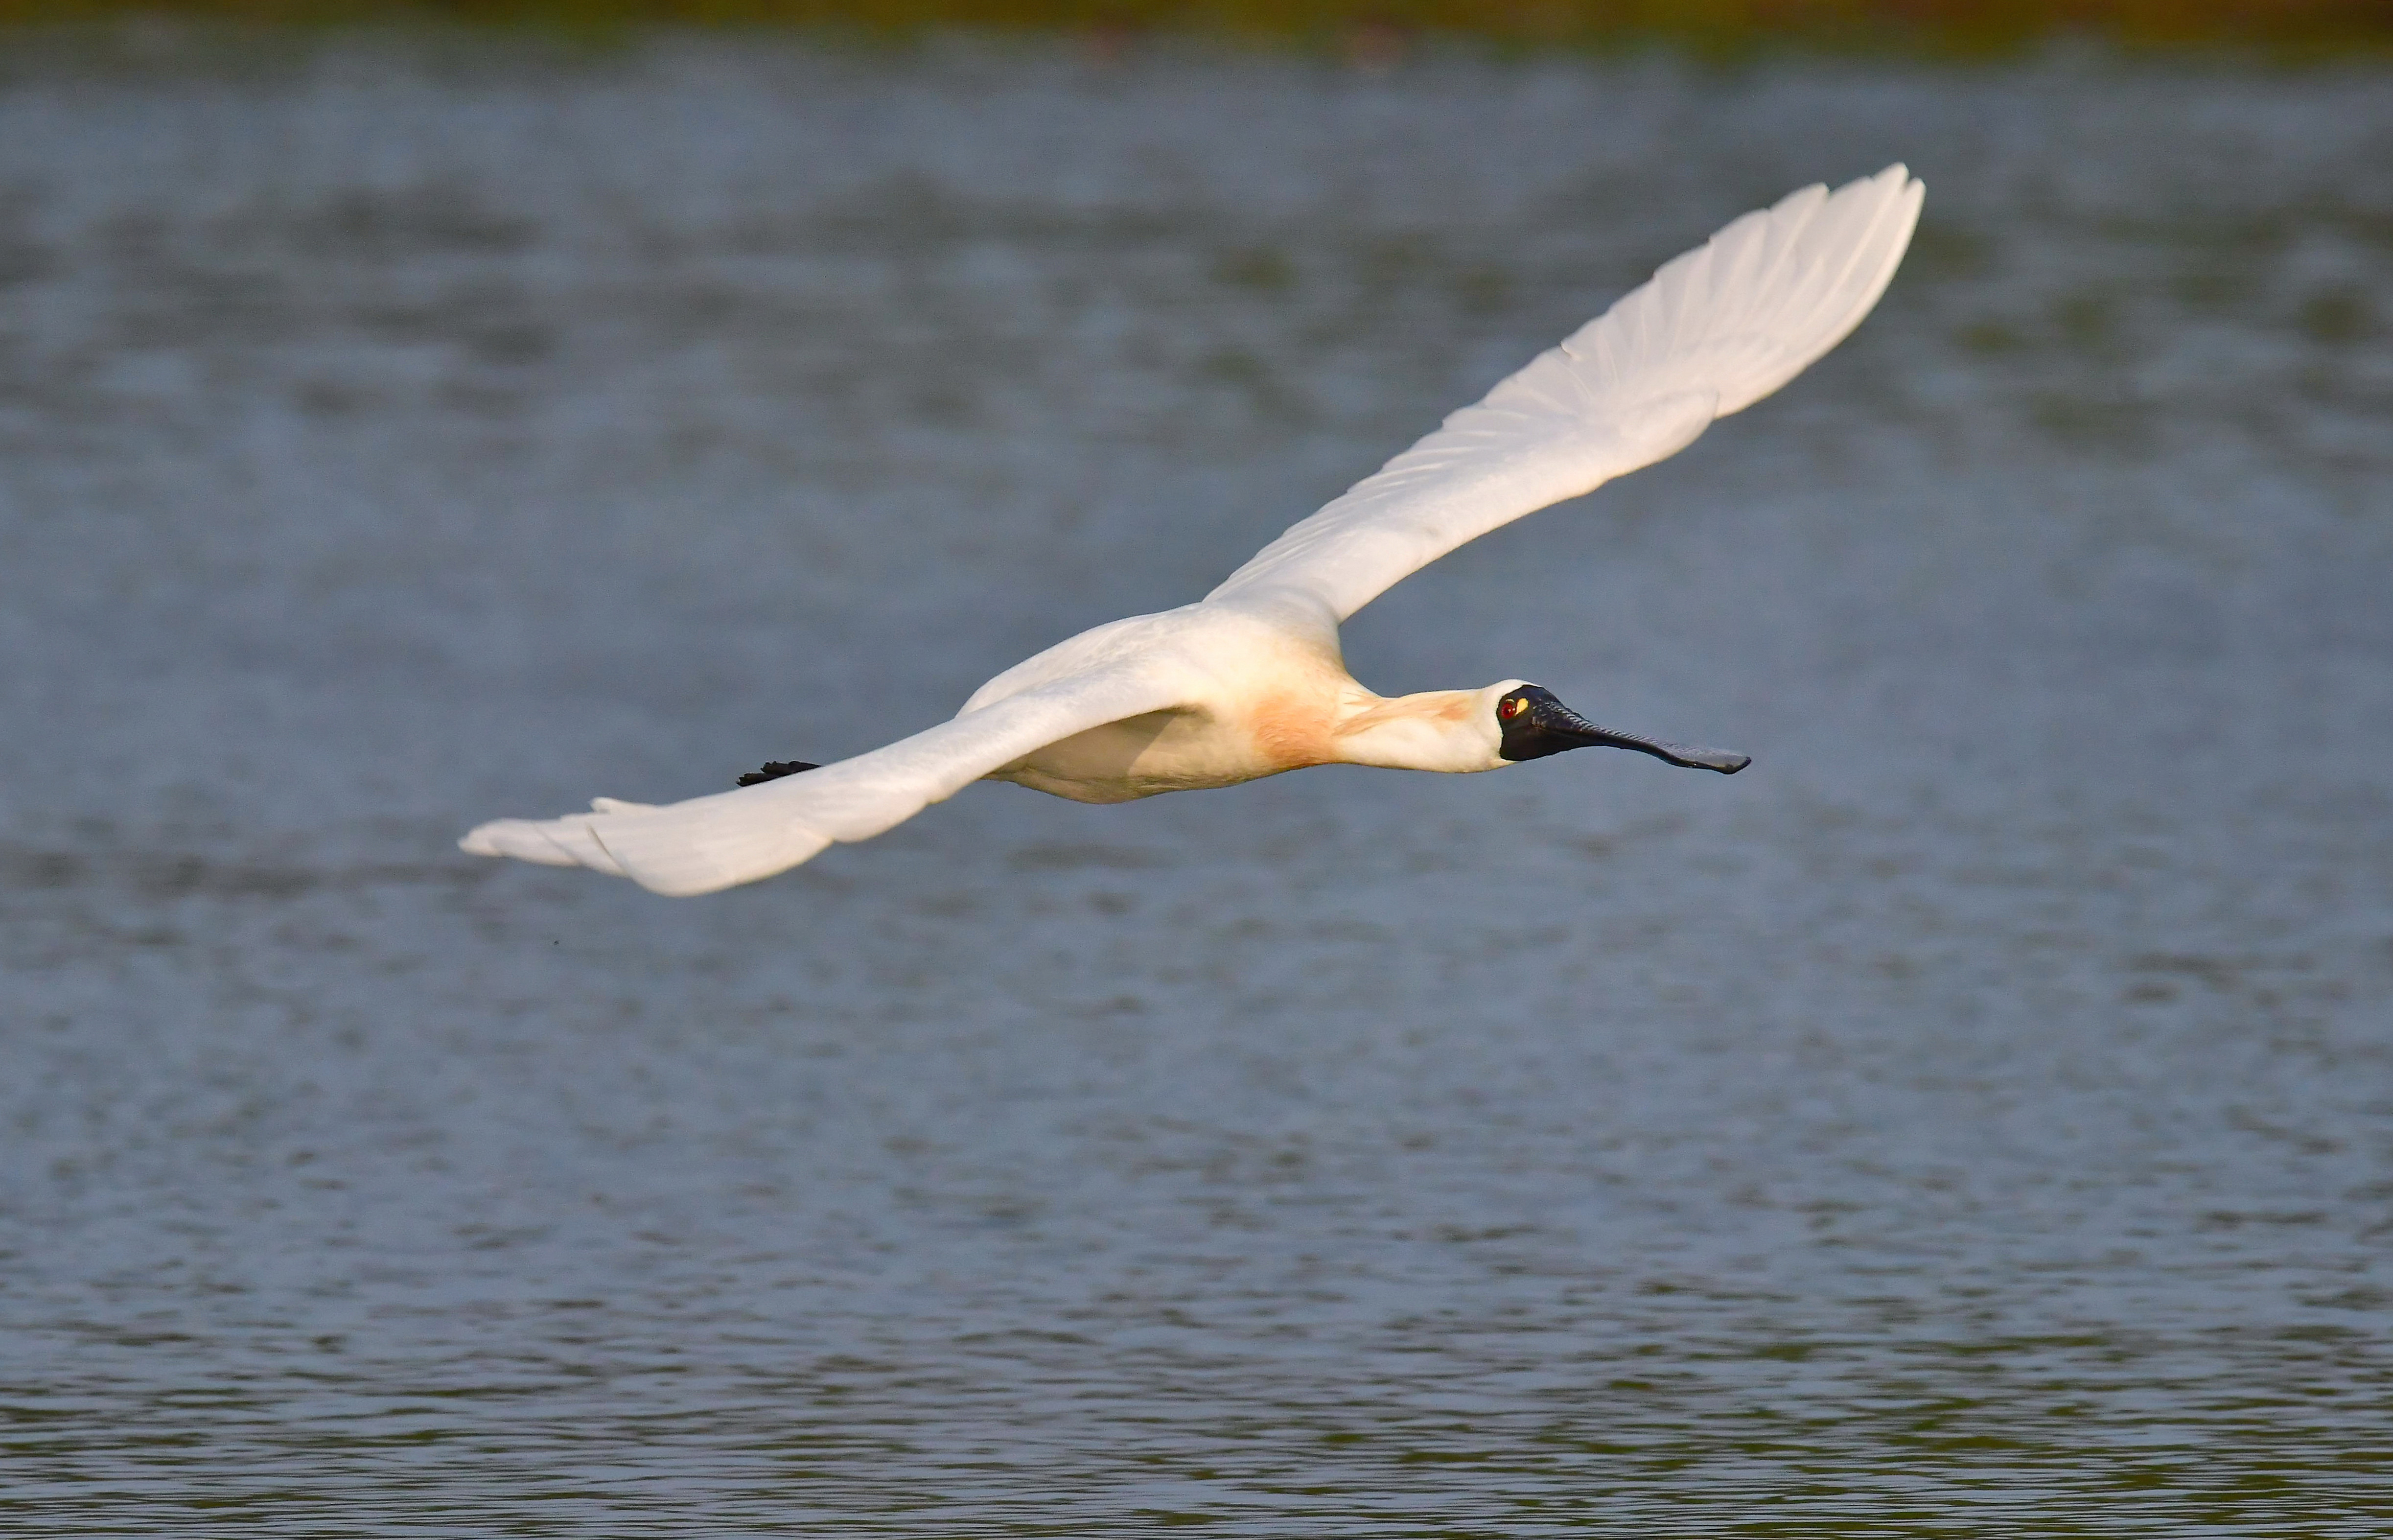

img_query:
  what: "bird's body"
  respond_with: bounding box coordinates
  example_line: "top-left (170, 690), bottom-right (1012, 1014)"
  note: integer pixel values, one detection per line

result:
top-left (464, 166), bottom-right (1924, 896)
top-left (975, 595), bottom-right (1499, 802)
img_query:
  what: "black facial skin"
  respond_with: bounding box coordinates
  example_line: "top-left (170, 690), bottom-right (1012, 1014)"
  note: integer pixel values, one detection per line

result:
top-left (736, 760), bottom-right (819, 788)
top-left (1495, 685), bottom-right (1749, 774)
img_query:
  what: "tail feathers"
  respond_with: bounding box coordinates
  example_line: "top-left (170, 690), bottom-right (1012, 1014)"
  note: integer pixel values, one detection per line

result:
top-left (460, 793), bottom-right (833, 897)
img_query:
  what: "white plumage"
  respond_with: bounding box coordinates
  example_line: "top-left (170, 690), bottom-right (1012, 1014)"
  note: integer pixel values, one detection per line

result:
top-left (463, 165), bottom-right (1924, 897)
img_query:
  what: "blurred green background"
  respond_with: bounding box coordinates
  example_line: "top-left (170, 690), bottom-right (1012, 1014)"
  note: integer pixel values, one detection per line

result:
top-left (0, 0), bottom-right (2387, 54)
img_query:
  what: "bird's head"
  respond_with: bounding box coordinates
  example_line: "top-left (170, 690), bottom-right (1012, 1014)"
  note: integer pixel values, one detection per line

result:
top-left (1487, 681), bottom-right (1751, 774)
top-left (1333, 681), bottom-right (1750, 776)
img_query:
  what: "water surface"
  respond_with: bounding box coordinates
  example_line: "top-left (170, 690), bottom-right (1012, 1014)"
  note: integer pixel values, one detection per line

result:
top-left (1, 36), bottom-right (2389, 1535)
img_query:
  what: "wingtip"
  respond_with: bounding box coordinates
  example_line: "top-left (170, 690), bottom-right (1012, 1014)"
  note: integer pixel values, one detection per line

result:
top-left (1879, 163), bottom-right (1927, 215)
top-left (1840, 163), bottom-right (1921, 211)
top-left (585, 802), bottom-right (836, 897)
top-left (457, 808), bottom-right (629, 875)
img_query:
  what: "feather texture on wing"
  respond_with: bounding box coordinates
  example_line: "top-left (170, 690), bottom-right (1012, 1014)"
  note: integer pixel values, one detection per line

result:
top-left (1208, 164), bottom-right (1924, 621)
top-left (460, 664), bottom-right (1187, 896)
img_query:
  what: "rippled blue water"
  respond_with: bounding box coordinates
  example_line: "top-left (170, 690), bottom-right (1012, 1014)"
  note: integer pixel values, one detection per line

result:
top-left (0, 33), bottom-right (2388, 1536)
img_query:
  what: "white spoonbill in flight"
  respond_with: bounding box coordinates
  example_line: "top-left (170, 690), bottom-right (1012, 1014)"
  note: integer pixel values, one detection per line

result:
top-left (464, 165), bottom-right (1923, 897)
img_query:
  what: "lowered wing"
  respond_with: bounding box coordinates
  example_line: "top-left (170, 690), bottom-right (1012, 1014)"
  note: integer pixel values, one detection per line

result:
top-left (1208, 164), bottom-right (1924, 622)
top-left (460, 663), bottom-right (1187, 896)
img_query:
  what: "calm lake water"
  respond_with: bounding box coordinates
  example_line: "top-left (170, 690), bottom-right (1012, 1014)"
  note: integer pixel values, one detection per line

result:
top-left (1, 32), bottom-right (2389, 1536)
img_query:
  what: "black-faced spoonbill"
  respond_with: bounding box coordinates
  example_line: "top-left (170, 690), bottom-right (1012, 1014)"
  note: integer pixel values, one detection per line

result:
top-left (463, 166), bottom-right (1923, 896)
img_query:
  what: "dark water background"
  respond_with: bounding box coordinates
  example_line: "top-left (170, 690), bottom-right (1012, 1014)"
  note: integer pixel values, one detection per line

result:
top-left (1, 34), bottom-right (2389, 1536)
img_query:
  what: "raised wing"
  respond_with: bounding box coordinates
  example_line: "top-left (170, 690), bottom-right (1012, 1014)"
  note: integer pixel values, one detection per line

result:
top-left (1208, 164), bottom-right (1923, 621)
top-left (460, 663), bottom-right (1186, 896)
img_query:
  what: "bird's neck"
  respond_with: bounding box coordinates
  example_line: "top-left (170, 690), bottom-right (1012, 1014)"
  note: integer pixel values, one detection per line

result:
top-left (1326, 688), bottom-right (1503, 773)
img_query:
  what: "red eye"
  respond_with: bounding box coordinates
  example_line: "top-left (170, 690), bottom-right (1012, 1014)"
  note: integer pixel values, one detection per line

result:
top-left (1500, 697), bottom-right (1523, 719)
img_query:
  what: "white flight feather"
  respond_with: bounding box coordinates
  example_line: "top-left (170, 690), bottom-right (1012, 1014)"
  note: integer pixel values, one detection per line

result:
top-left (461, 662), bottom-right (1186, 896)
top-left (461, 165), bottom-right (1923, 895)
top-left (1209, 163), bottom-right (1923, 619)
